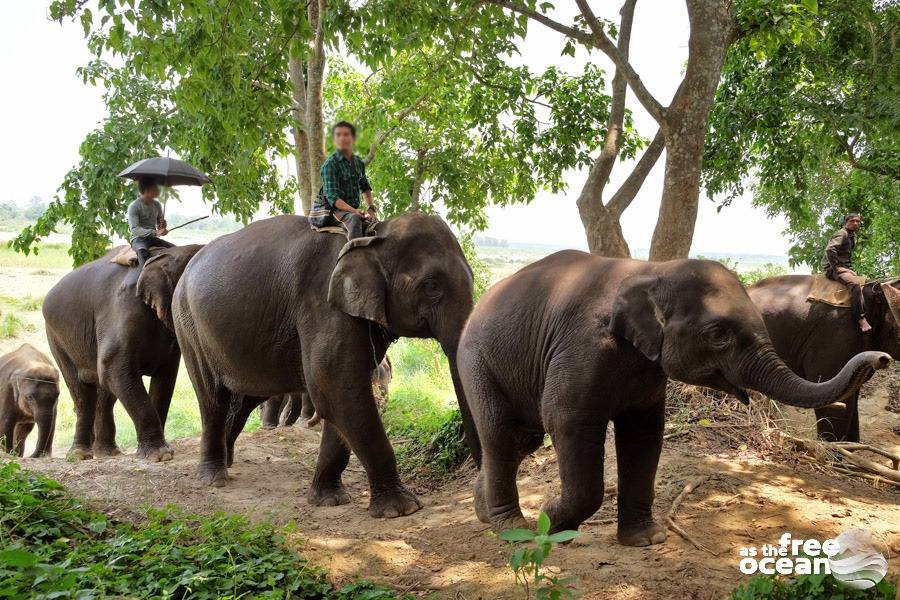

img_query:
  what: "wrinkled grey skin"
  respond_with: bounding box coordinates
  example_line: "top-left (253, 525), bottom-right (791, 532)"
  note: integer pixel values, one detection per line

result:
top-left (42, 245), bottom-right (202, 461)
top-left (261, 356), bottom-right (391, 428)
top-left (458, 252), bottom-right (890, 546)
top-left (172, 213), bottom-right (477, 519)
top-left (749, 276), bottom-right (900, 441)
top-left (0, 344), bottom-right (60, 457)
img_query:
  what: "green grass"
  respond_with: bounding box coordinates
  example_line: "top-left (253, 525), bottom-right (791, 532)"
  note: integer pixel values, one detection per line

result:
top-left (0, 294), bottom-right (43, 312)
top-left (0, 313), bottom-right (34, 339)
top-left (730, 573), bottom-right (895, 599)
top-left (382, 339), bottom-right (469, 480)
top-left (0, 461), bottom-right (406, 599)
top-left (0, 242), bottom-right (72, 269)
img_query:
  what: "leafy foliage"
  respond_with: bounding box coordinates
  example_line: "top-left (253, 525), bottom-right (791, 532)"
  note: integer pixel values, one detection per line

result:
top-left (499, 512), bottom-right (581, 600)
top-left (729, 572), bottom-right (896, 599)
top-left (705, 0), bottom-right (900, 275)
top-left (0, 461), bottom-right (405, 599)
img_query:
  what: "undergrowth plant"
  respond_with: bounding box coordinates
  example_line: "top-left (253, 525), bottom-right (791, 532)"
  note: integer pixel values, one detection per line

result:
top-left (499, 512), bottom-right (581, 600)
top-left (730, 572), bottom-right (896, 599)
top-left (0, 461), bottom-right (406, 599)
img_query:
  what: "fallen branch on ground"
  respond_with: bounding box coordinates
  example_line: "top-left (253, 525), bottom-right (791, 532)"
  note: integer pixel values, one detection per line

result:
top-left (779, 432), bottom-right (900, 489)
top-left (666, 475), bottom-right (718, 555)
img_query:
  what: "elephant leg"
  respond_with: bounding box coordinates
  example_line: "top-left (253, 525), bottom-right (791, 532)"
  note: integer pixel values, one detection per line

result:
top-left (69, 380), bottom-right (98, 460)
top-left (613, 396), bottom-right (667, 547)
top-left (307, 422), bottom-right (352, 507)
top-left (226, 396), bottom-right (266, 467)
top-left (0, 416), bottom-right (16, 454)
top-left (13, 422), bottom-right (34, 457)
top-left (259, 396), bottom-right (284, 429)
top-left (306, 368), bottom-right (420, 518)
top-left (148, 358), bottom-right (179, 430)
top-left (92, 389), bottom-right (121, 457)
top-left (101, 357), bottom-right (171, 462)
top-left (542, 418), bottom-right (608, 534)
top-left (281, 393), bottom-right (307, 426)
top-left (815, 393), bottom-right (860, 442)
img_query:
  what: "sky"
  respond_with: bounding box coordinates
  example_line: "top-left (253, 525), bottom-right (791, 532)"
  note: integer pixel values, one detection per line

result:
top-left (0, 0), bottom-right (791, 257)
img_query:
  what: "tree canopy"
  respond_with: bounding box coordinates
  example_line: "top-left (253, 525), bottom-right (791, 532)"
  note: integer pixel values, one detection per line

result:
top-left (704, 0), bottom-right (900, 276)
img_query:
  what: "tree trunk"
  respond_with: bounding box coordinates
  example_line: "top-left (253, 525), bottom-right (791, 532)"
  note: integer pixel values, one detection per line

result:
top-left (648, 0), bottom-right (734, 261)
top-left (304, 0), bottom-right (327, 209)
top-left (288, 55), bottom-right (313, 214)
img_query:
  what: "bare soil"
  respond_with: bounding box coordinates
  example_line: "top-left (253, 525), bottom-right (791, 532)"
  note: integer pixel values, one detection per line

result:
top-left (22, 377), bottom-right (900, 600)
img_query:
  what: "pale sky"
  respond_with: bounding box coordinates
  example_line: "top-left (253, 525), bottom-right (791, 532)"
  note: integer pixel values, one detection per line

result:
top-left (0, 0), bottom-right (791, 257)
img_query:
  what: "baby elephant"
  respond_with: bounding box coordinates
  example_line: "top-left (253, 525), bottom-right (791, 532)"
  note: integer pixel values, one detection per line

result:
top-left (458, 252), bottom-right (889, 546)
top-left (0, 344), bottom-right (60, 457)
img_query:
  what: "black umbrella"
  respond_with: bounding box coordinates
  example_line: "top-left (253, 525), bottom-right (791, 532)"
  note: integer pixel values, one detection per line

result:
top-left (118, 157), bottom-right (212, 187)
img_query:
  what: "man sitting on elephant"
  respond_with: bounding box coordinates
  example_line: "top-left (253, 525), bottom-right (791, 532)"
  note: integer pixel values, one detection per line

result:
top-left (128, 177), bottom-right (174, 268)
top-left (822, 214), bottom-right (871, 332)
top-left (308, 121), bottom-right (376, 240)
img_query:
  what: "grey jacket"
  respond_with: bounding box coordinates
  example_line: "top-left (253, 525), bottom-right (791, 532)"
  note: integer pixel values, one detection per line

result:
top-left (127, 198), bottom-right (163, 241)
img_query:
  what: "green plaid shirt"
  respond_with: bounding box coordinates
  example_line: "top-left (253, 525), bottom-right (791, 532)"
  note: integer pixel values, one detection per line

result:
top-left (319, 151), bottom-right (372, 209)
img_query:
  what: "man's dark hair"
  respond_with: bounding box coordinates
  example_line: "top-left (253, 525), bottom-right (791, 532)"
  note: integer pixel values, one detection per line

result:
top-left (138, 177), bottom-right (158, 194)
top-left (845, 213), bottom-right (861, 223)
top-left (332, 120), bottom-right (356, 138)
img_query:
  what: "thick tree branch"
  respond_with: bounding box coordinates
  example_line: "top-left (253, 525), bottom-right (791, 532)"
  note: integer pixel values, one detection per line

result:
top-left (487, 0), bottom-right (666, 123)
top-left (607, 128), bottom-right (665, 215)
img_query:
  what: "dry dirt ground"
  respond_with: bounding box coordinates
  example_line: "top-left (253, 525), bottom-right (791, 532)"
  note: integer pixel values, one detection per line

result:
top-left (21, 380), bottom-right (900, 600)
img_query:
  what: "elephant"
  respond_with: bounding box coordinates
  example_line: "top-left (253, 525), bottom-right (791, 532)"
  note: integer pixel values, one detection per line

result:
top-left (457, 251), bottom-right (890, 545)
top-left (749, 276), bottom-right (900, 442)
top-left (42, 245), bottom-right (202, 461)
top-left (0, 344), bottom-right (60, 457)
top-left (172, 213), bottom-right (477, 519)
top-left (260, 393), bottom-right (313, 428)
top-left (260, 356), bottom-right (391, 428)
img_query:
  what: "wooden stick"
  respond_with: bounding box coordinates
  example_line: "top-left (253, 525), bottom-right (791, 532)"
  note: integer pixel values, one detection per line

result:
top-left (167, 215), bottom-right (209, 232)
top-left (666, 475), bottom-right (718, 555)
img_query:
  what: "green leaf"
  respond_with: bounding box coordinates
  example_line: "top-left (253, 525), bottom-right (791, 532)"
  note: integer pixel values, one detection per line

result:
top-left (499, 528), bottom-right (535, 542)
top-left (0, 549), bottom-right (39, 568)
top-left (537, 512), bottom-right (551, 535)
top-left (546, 530), bottom-right (580, 543)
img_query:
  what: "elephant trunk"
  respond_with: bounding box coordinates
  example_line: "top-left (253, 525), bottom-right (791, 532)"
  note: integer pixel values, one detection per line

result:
top-left (437, 321), bottom-right (482, 468)
top-left (30, 409), bottom-right (55, 458)
top-left (737, 345), bottom-right (890, 409)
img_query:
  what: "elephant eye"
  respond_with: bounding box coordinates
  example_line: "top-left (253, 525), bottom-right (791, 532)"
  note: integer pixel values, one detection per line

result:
top-left (702, 326), bottom-right (731, 348)
top-left (422, 277), bottom-right (442, 300)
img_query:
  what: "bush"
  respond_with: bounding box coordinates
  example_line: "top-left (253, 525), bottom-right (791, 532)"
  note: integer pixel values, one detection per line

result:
top-left (730, 573), bottom-right (896, 600)
top-left (0, 461), bottom-right (406, 599)
top-left (0, 313), bottom-right (33, 339)
top-left (383, 339), bottom-right (469, 481)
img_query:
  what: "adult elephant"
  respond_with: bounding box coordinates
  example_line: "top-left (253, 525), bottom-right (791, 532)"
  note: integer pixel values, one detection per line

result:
top-left (749, 275), bottom-right (900, 441)
top-left (43, 245), bottom-right (202, 461)
top-left (458, 252), bottom-right (889, 544)
top-left (172, 213), bottom-right (476, 519)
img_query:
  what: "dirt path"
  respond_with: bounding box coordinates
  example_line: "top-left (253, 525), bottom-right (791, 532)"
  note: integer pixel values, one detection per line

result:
top-left (23, 395), bottom-right (900, 600)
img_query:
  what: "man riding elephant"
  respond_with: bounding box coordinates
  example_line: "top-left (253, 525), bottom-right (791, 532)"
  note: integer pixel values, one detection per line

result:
top-left (307, 121), bottom-right (377, 240)
top-left (822, 214), bottom-right (870, 332)
top-left (128, 178), bottom-right (174, 268)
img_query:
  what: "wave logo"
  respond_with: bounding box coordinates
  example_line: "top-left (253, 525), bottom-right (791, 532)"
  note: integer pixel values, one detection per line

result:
top-left (828, 529), bottom-right (889, 590)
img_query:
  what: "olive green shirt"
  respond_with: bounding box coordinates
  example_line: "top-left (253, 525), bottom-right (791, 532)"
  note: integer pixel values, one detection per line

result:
top-left (821, 227), bottom-right (855, 273)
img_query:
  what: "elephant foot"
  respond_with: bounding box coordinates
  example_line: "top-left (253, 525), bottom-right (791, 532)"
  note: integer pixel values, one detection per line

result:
top-left (304, 413), bottom-right (322, 428)
top-left (92, 444), bottom-right (123, 458)
top-left (490, 512), bottom-right (531, 535)
top-left (307, 482), bottom-right (351, 507)
top-left (197, 463), bottom-right (229, 487)
top-left (136, 443), bottom-right (175, 462)
top-left (540, 496), bottom-right (588, 535)
top-left (368, 486), bottom-right (422, 518)
top-left (473, 471), bottom-right (491, 524)
top-left (617, 519), bottom-right (667, 547)
top-left (66, 446), bottom-right (94, 461)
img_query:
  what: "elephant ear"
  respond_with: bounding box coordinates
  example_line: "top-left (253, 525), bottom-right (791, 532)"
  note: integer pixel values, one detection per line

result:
top-left (136, 245), bottom-right (201, 325)
top-left (327, 236), bottom-right (388, 328)
top-left (878, 281), bottom-right (900, 326)
top-left (609, 274), bottom-right (664, 362)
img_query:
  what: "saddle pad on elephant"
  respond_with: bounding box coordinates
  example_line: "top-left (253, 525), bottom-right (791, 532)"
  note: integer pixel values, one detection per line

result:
top-left (806, 275), bottom-right (856, 308)
top-left (109, 245), bottom-right (168, 267)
